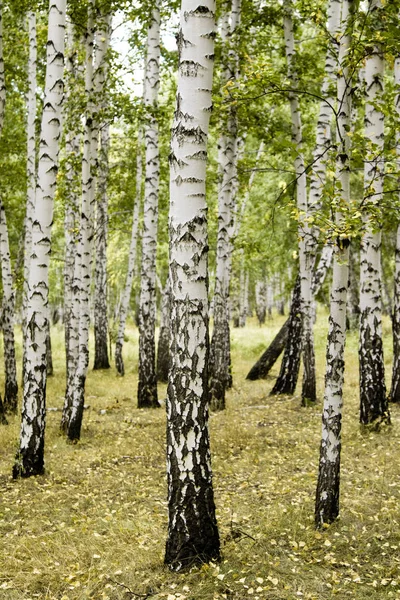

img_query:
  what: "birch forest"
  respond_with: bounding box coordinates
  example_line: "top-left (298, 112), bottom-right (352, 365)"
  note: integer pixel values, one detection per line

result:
top-left (1, 0), bottom-right (400, 597)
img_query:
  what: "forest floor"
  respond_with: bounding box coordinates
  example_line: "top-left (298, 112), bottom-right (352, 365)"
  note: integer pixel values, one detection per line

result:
top-left (1, 311), bottom-right (400, 600)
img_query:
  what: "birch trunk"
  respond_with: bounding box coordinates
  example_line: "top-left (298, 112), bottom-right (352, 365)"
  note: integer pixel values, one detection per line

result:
top-left (283, 0), bottom-right (316, 405)
top-left (209, 0), bottom-right (242, 410)
top-left (22, 11), bottom-right (37, 376)
top-left (61, 24), bottom-right (82, 433)
top-left (137, 3), bottom-right (161, 408)
top-left (315, 0), bottom-right (352, 527)
top-left (248, 243), bottom-right (333, 381)
top-left (93, 12), bottom-right (112, 371)
top-left (0, 198), bottom-right (18, 412)
top-left (255, 279), bottom-right (267, 325)
top-left (157, 277), bottom-right (171, 383)
top-left (115, 128), bottom-right (143, 376)
top-left (13, 0), bottom-right (66, 477)
top-left (67, 3), bottom-right (96, 441)
top-left (390, 52), bottom-right (400, 403)
top-left (165, 0), bottom-right (219, 570)
top-left (358, 0), bottom-right (388, 427)
top-left (270, 274), bottom-right (302, 396)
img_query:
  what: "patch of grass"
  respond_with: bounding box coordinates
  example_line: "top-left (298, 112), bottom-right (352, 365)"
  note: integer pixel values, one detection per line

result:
top-left (1, 313), bottom-right (400, 599)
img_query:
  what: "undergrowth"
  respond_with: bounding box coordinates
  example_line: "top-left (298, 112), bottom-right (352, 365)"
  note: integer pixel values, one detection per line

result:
top-left (1, 311), bottom-right (400, 599)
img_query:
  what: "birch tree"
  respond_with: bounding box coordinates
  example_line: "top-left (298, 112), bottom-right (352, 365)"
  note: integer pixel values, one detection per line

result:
top-left (315, 0), bottom-right (352, 527)
top-left (93, 10), bottom-right (112, 371)
top-left (13, 0), bottom-right (66, 477)
top-left (209, 0), bottom-right (242, 410)
top-left (165, 0), bottom-right (220, 570)
top-left (390, 50), bottom-right (400, 403)
top-left (137, 3), bottom-right (161, 408)
top-left (358, 0), bottom-right (388, 427)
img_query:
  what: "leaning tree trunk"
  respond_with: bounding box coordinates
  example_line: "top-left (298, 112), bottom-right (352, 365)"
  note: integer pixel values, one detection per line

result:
top-left (247, 243), bottom-right (334, 381)
top-left (165, 0), bottom-right (220, 571)
top-left (358, 0), bottom-right (388, 427)
top-left (115, 128), bottom-right (143, 376)
top-left (315, 0), bottom-right (351, 528)
top-left (67, 2), bottom-right (96, 441)
top-left (13, 0), bottom-right (66, 478)
top-left (157, 277), bottom-right (171, 383)
top-left (390, 51), bottom-right (400, 403)
top-left (0, 200), bottom-right (18, 412)
top-left (270, 274), bottom-right (303, 396)
top-left (209, 0), bottom-right (242, 410)
top-left (137, 3), bottom-right (161, 408)
top-left (93, 12), bottom-right (112, 370)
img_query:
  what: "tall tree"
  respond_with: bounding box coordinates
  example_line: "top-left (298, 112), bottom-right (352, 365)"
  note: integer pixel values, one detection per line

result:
top-left (165, 0), bottom-right (220, 569)
top-left (315, 0), bottom-right (352, 528)
top-left (13, 0), bottom-right (66, 477)
top-left (209, 0), bottom-right (242, 410)
top-left (137, 2), bottom-right (161, 408)
top-left (93, 9), bottom-right (112, 370)
top-left (358, 0), bottom-right (388, 427)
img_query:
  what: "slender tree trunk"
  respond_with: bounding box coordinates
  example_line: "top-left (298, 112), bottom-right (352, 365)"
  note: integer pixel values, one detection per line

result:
top-left (346, 246), bottom-right (360, 330)
top-left (0, 200), bottom-right (18, 411)
top-left (93, 12), bottom-right (112, 370)
top-left (165, 0), bottom-right (220, 570)
top-left (13, 0), bottom-right (66, 477)
top-left (390, 52), bottom-right (400, 403)
top-left (67, 3), bottom-right (96, 441)
top-left (137, 3), bottom-right (161, 408)
top-left (157, 277), bottom-right (171, 383)
top-left (209, 0), bottom-right (242, 410)
top-left (358, 0), bottom-right (388, 427)
top-left (315, 0), bottom-right (351, 527)
top-left (255, 278), bottom-right (267, 325)
top-left (115, 128), bottom-right (143, 376)
top-left (283, 0), bottom-right (316, 405)
top-left (22, 11), bottom-right (37, 378)
top-left (61, 24), bottom-right (82, 433)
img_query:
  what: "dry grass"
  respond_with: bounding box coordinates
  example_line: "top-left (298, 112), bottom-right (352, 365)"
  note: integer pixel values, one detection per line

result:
top-left (1, 312), bottom-right (400, 599)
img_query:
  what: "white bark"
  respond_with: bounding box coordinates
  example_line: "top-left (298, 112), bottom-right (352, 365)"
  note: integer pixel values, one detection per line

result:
top-left (22, 11), bottom-right (37, 371)
top-left (93, 12), bottom-right (112, 370)
top-left (137, 3), bottom-right (161, 408)
top-left (210, 0), bottom-right (242, 409)
top-left (283, 0), bottom-right (315, 404)
top-left (67, 2), bottom-right (96, 441)
top-left (14, 0), bottom-right (66, 477)
top-left (315, 0), bottom-right (351, 528)
top-left (166, 0), bottom-right (219, 570)
top-left (0, 1), bottom-right (5, 135)
top-left (115, 128), bottom-right (143, 376)
top-left (390, 49), bottom-right (400, 403)
top-left (358, 0), bottom-right (387, 426)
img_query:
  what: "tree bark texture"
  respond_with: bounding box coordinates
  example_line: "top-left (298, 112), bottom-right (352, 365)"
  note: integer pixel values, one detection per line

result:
top-left (138, 3), bottom-right (161, 408)
top-left (22, 11), bottom-right (37, 376)
top-left (165, 0), bottom-right (220, 570)
top-left (283, 0), bottom-right (316, 405)
top-left (270, 274), bottom-right (302, 396)
top-left (0, 199), bottom-right (18, 411)
top-left (67, 3), bottom-right (96, 441)
top-left (93, 12), bottom-right (112, 370)
top-left (115, 128), bottom-right (143, 376)
top-left (14, 0), bottom-right (66, 477)
top-left (390, 53), bottom-right (400, 403)
top-left (209, 0), bottom-right (242, 410)
top-left (157, 278), bottom-right (171, 383)
top-left (315, 0), bottom-right (351, 528)
top-left (358, 0), bottom-right (388, 427)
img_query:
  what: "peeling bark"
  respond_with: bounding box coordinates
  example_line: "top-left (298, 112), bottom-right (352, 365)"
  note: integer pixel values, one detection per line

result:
top-left (14, 0), bottom-right (66, 477)
top-left (138, 2), bottom-right (161, 408)
top-left (165, 0), bottom-right (220, 570)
